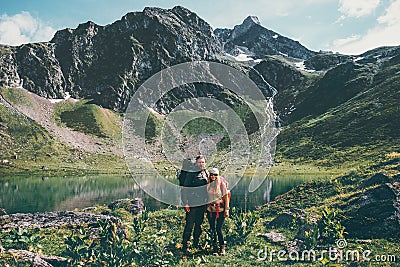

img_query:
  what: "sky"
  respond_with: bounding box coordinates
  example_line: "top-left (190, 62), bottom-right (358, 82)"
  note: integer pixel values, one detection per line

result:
top-left (1, 0), bottom-right (400, 55)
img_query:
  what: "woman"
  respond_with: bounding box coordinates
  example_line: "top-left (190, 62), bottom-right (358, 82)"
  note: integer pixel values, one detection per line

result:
top-left (207, 167), bottom-right (230, 255)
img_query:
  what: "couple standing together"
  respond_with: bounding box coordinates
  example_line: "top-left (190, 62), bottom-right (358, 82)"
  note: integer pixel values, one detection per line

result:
top-left (179, 155), bottom-right (230, 256)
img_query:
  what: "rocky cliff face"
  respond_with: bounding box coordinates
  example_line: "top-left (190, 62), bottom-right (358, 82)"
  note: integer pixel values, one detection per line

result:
top-left (215, 16), bottom-right (317, 60)
top-left (0, 46), bottom-right (20, 88)
top-left (16, 43), bottom-right (65, 98)
top-left (0, 6), bottom-right (223, 111)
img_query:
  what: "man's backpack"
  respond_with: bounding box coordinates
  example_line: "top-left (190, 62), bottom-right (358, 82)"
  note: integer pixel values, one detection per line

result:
top-left (177, 158), bottom-right (195, 186)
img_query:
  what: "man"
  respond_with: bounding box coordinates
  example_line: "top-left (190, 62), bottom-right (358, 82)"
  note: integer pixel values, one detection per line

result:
top-left (180, 155), bottom-right (208, 255)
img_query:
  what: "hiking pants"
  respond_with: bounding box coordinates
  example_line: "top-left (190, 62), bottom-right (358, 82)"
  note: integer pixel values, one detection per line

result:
top-left (207, 211), bottom-right (225, 247)
top-left (182, 205), bottom-right (206, 247)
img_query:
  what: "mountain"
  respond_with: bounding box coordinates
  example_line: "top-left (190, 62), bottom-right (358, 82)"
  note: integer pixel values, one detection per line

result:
top-left (214, 16), bottom-right (318, 60)
top-left (0, 6), bottom-right (223, 112)
top-left (273, 46), bottom-right (400, 162)
top-left (1, 5), bottom-right (400, 167)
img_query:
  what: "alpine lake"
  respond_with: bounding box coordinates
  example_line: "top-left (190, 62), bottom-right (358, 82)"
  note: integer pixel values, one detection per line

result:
top-left (0, 173), bottom-right (328, 214)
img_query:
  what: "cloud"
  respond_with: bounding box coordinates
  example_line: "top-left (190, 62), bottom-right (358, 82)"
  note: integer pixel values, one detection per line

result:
top-left (330, 0), bottom-right (400, 54)
top-left (0, 11), bottom-right (56, 46)
top-left (377, 0), bottom-right (400, 25)
top-left (338, 0), bottom-right (380, 18)
top-left (332, 34), bottom-right (361, 47)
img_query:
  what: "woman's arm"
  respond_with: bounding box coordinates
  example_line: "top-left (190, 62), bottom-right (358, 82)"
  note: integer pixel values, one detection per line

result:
top-left (221, 179), bottom-right (230, 217)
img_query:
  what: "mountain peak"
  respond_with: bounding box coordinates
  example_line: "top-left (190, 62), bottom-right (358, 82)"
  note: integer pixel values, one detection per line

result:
top-left (243, 16), bottom-right (260, 26)
top-left (229, 15), bottom-right (261, 41)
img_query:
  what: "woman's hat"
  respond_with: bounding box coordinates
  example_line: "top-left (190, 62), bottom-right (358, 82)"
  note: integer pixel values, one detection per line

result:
top-left (210, 168), bottom-right (219, 175)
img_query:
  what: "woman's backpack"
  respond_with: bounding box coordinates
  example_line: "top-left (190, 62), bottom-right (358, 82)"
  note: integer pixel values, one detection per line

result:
top-left (220, 176), bottom-right (231, 201)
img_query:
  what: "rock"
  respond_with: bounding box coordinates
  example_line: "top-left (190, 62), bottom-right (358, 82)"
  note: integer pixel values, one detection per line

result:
top-left (266, 212), bottom-right (295, 228)
top-left (343, 183), bottom-right (400, 238)
top-left (258, 231), bottom-right (286, 243)
top-left (304, 53), bottom-right (351, 71)
top-left (285, 239), bottom-right (305, 254)
top-left (0, 207), bottom-right (6, 215)
top-left (108, 198), bottom-right (145, 215)
top-left (295, 222), bottom-right (317, 241)
top-left (266, 208), bottom-right (317, 229)
top-left (360, 172), bottom-right (390, 188)
top-left (41, 165), bottom-right (47, 170)
top-left (108, 198), bottom-right (132, 209)
top-left (393, 172), bottom-right (400, 182)
top-left (126, 198), bottom-right (145, 215)
top-left (81, 206), bottom-right (97, 212)
top-left (7, 249), bottom-right (68, 267)
top-left (0, 211), bottom-right (121, 230)
top-left (15, 43), bottom-right (65, 99)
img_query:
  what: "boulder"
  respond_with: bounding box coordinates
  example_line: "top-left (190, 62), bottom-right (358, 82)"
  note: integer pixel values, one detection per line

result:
top-left (108, 198), bottom-right (145, 215)
top-left (359, 172), bottom-right (390, 188)
top-left (6, 249), bottom-right (68, 267)
top-left (258, 231), bottom-right (286, 243)
top-left (0, 211), bottom-right (121, 230)
top-left (108, 198), bottom-right (132, 209)
top-left (266, 208), bottom-right (317, 229)
top-left (295, 222), bottom-right (318, 241)
top-left (266, 212), bottom-right (294, 228)
top-left (343, 183), bottom-right (400, 238)
top-left (126, 198), bottom-right (145, 215)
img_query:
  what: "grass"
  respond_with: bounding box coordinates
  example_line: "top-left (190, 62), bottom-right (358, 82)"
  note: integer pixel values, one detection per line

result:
top-left (1, 87), bottom-right (36, 108)
top-left (54, 99), bottom-right (122, 139)
top-left (0, 96), bottom-right (127, 176)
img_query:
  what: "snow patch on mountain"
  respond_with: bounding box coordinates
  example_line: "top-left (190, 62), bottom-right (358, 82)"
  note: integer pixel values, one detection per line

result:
top-left (294, 61), bottom-right (316, 73)
top-left (49, 92), bottom-right (79, 103)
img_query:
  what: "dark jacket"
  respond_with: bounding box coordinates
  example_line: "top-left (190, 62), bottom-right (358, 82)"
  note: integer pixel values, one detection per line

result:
top-left (181, 169), bottom-right (208, 207)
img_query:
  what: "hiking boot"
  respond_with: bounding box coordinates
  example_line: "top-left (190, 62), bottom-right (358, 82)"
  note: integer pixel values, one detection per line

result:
top-left (182, 247), bottom-right (191, 256)
top-left (220, 245), bottom-right (226, 256)
top-left (193, 239), bottom-right (200, 249)
top-left (212, 244), bottom-right (219, 255)
top-left (182, 242), bottom-right (191, 256)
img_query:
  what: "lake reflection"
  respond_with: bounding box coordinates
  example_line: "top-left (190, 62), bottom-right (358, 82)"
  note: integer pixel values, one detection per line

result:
top-left (0, 174), bottom-right (317, 214)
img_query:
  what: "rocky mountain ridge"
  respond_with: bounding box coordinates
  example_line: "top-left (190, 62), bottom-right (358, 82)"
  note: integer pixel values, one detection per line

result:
top-left (214, 15), bottom-right (318, 60)
top-left (0, 5), bottom-right (399, 162)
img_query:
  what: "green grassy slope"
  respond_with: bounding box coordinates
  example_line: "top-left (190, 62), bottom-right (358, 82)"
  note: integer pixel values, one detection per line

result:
top-left (276, 52), bottom-right (400, 165)
top-left (0, 90), bottom-right (126, 176)
top-left (54, 100), bottom-right (122, 139)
